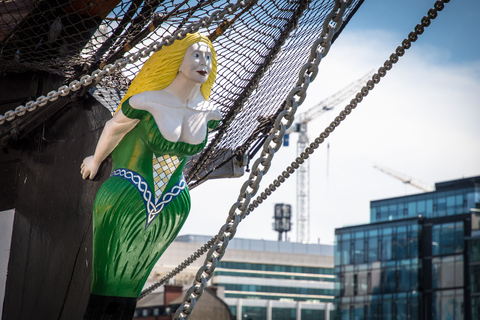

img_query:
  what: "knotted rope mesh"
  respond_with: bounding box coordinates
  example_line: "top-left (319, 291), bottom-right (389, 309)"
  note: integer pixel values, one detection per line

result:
top-left (0, 0), bottom-right (362, 183)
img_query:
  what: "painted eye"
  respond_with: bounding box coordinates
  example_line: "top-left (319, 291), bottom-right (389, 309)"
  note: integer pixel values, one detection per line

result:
top-left (194, 53), bottom-right (200, 58)
top-left (206, 55), bottom-right (211, 60)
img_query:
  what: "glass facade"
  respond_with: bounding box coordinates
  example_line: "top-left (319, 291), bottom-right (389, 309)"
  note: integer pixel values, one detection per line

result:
top-left (335, 176), bottom-right (480, 320)
top-left (242, 306), bottom-right (267, 320)
top-left (272, 308), bottom-right (296, 320)
top-left (301, 308), bottom-right (327, 320)
top-left (469, 237), bottom-right (480, 320)
top-left (370, 185), bottom-right (478, 222)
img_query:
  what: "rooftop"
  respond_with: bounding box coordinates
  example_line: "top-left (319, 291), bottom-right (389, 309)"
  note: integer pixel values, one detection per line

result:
top-left (176, 235), bottom-right (334, 256)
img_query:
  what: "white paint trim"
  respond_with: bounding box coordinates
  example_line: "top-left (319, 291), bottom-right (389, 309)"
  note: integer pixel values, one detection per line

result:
top-left (213, 275), bottom-right (334, 289)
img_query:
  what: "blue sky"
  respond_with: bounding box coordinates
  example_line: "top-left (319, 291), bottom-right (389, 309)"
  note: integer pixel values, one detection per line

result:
top-left (351, 0), bottom-right (479, 63)
top-left (178, 0), bottom-right (480, 246)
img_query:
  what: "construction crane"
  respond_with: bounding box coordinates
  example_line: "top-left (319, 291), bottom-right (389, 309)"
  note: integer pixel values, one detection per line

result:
top-left (290, 71), bottom-right (374, 243)
top-left (374, 164), bottom-right (435, 192)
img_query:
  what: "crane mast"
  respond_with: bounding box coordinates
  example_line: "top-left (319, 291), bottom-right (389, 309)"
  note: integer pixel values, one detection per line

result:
top-left (294, 72), bottom-right (374, 243)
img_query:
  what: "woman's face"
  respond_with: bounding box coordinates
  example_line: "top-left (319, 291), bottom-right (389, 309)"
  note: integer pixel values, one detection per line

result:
top-left (178, 42), bottom-right (212, 84)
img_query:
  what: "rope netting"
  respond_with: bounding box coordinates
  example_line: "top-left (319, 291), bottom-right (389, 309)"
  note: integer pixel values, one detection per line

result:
top-left (0, 0), bottom-right (362, 183)
top-left (183, 0), bottom-right (363, 185)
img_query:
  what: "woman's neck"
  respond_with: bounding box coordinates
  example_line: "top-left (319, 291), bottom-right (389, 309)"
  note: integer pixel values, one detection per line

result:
top-left (163, 72), bottom-right (202, 105)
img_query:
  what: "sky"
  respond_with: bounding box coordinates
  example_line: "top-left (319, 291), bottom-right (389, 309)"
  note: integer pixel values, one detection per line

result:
top-left (180, 0), bottom-right (480, 245)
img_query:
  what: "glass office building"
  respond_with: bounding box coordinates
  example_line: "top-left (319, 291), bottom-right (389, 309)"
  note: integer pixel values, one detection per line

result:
top-left (334, 176), bottom-right (480, 320)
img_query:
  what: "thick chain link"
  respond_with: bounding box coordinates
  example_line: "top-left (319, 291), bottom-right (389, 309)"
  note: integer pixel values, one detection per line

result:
top-left (137, 236), bottom-right (217, 300)
top-left (0, 0), bottom-right (252, 126)
top-left (173, 1), bottom-right (349, 318)
top-left (246, 0), bottom-right (450, 214)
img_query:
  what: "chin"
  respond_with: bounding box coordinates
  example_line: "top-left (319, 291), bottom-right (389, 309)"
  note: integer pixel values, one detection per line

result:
top-left (194, 77), bottom-right (208, 84)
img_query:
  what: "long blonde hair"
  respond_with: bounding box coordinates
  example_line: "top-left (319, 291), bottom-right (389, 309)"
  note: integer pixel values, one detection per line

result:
top-left (116, 33), bottom-right (217, 113)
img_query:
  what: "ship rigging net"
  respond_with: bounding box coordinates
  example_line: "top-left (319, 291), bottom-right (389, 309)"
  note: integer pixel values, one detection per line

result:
top-left (0, 0), bottom-right (362, 185)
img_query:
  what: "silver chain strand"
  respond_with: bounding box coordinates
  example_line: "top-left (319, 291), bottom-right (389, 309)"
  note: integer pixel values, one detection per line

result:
top-left (135, 0), bottom-right (448, 305)
top-left (245, 0), bottom-right (450, 215)
top-left (138, 236), bottom-right (217, 300)
top-left (0, 0), bottom-right (252, 126)
top-left (173, 1), bottom-right (349, 318)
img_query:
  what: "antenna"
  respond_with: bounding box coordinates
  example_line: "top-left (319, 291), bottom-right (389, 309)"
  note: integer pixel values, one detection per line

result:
top-left (273, 204), bottom-right (292, 241)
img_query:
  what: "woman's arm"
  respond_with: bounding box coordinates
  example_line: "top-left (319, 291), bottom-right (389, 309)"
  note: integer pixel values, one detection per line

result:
top-left (81, 109), bottom-right (139, 180)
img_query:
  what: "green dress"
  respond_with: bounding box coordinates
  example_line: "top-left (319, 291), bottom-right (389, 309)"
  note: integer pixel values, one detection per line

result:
top-left (91, 98), bottom-right (218, 297)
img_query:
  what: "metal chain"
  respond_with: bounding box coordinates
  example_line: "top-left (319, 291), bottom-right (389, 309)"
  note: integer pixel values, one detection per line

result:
top-left (134, 0), bottom-right (449, 305)
top-left (246, 0), bottom-right (451, 214)
top-left (173, 1), bottom-right (349, 318)
top-left (138, 236), bottom-right (217, 300)
top-left (186, 0), bottom-right (308, 183)
top-left (0, 0), bottom-right (252, 126)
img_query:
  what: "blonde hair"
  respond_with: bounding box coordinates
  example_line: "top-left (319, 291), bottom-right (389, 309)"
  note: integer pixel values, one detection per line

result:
top-left (116, 33), bottom-right (217, 113)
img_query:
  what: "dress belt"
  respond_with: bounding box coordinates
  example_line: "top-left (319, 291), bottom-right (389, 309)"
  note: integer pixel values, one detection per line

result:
top-left (111, 168), bottom-right (187, 229)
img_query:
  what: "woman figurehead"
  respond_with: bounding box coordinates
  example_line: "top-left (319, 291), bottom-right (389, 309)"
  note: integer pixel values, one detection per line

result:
top-left (116, 32), bottom-right (217, 113)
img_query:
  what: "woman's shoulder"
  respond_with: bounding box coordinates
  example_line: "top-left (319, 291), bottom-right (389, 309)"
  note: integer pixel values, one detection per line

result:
top-left (130, 90), bottom-right (183, 110)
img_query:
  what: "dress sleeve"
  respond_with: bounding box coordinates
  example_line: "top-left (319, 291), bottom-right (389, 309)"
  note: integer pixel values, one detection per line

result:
top-left (121, 97), bottom-right (146, 120)
top-left (207, 119), bottom-right (220, 131)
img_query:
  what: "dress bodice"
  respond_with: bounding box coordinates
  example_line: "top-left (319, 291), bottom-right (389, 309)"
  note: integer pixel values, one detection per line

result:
top-left (110, 98), bottom-right (219, 192)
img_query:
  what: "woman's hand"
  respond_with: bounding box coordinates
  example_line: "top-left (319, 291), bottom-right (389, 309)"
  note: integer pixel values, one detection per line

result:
top-left (81, 156), bottom-right (101, 180)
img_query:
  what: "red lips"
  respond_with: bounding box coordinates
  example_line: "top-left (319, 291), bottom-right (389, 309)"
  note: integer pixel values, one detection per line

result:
top-left (197, 70), bottom-right (207, 76)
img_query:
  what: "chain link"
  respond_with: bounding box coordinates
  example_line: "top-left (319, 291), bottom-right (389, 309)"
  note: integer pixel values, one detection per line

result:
top-left (0, 0), bottom-right (251, 126)
top-left (137, 236), bottom-right (217, 300)
top-left (173, 1), bottom-right (349, 318)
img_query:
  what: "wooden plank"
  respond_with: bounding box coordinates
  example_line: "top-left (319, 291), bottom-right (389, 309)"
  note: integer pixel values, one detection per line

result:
top-left (3, 95), bottom-right (112, 319)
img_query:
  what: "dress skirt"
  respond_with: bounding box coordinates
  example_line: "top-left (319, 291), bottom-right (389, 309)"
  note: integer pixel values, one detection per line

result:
top-left (90, 175), bottom-right (190, 297)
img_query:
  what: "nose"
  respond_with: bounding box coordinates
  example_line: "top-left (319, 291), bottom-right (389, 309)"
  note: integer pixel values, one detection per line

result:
top-left (199, 53), bottom-right (207, 66)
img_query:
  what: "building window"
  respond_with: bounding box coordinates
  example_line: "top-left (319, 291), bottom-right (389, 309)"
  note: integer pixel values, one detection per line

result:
top-left (381, 235), bottom-right (392, 261)
top-left (371, 268), bottom-right (381, 294)
top-left (396, 233), bottom-right (408, 259)
top-left (364, 240), bottom-right (369, 262)
top-left (353, 274), bottom-right (358, 296)
top-left (355, 239), bottom-right (364, 264)
top-left (301, 309), bottom-right (325, 320)
top-left (470, 265), bottom-right (480, 293)
top-left (472, 297), bottom-right (480, 320)
top-left (433, 289), bottom-right (464, 320)
top-left (242, 306), bottom-right (267, 320)
top-left (350, 242), bottom-right (355, 265)
top-left (367, 272), bottom-right (372, 294)
top-left (378, 238), bottom-right (382, 261)
top-left (368, 237), bottom-right (378, 262)
top-left (340, 274), bottom-right (345, 296)
top-left (272, 308), bottom-right (296, 320)
top-left (344, 272), bottom-right (354, 296)
top-left (358, 271), bottom-right (368, 295)
top-left (432, 255), bottom-right (464, 289)
top-left (432, 222), bottom-right (464, 256)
